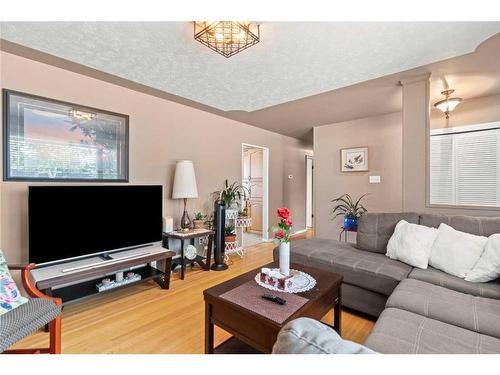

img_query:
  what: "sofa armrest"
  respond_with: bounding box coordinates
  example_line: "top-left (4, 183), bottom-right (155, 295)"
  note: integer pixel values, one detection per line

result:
top-left (272, 318), bottom-right (376, 354)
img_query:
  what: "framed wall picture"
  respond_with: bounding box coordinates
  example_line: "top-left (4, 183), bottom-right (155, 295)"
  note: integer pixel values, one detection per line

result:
top-left (3, 89), bottom-right (129, 182)
top-left (340, 146), bottom-right (369, 172)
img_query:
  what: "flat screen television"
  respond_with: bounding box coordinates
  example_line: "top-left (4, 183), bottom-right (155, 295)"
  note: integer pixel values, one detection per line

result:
top-left (28, 185), bottom-right (163, 265)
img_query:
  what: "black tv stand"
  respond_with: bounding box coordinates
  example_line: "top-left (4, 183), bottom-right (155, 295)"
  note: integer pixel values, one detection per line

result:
top-left (31, 245), bottom-right (175, 306)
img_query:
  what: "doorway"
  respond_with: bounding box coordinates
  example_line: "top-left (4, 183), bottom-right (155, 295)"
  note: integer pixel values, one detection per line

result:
top-left (306, 155), bottom-right (314, 228)
top-left (242, 144), bottom-right (269, 246)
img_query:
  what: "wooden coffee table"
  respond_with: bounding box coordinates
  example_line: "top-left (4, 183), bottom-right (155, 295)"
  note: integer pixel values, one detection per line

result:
top-left (203, 261), bottom-right (343, 354)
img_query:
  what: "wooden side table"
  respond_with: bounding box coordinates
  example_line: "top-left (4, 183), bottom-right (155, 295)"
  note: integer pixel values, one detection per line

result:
top-left (162, 229), bottom-right (215, 280)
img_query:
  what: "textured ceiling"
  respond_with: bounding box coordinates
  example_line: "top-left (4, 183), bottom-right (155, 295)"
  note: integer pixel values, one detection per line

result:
top-left (1, 22), bottom-right (499, 112)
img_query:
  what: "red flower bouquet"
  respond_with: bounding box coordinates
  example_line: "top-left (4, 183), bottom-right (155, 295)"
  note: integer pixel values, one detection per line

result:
top-left (272, 207), bottom-right (292, 244)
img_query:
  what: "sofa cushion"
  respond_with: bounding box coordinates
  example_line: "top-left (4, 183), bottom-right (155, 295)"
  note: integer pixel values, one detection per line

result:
top-left (272, 317), bottom-right (376, 354)
top-left (342, 283), bottom-right (387, 318)
top-left (386, 220), bottom-right (437, 269)
top-left (357, 212), bottom-right (419, 253)
top-left (0, 298), bottom-right (61, 352)
top-left (419, 214), bottom-right (500, 236)
top-left (408, 267), bottom-right (500, 300)
top-left (466, 234), bottom-right (500, 282)
top-left (428, 223), bottom-right (487, 278)
top-left (365, 307), bottom-right (500, 354)
top-left (387, 279), bottom-right (500, 339)
top-left (281, 238), bottom-right (412, 296)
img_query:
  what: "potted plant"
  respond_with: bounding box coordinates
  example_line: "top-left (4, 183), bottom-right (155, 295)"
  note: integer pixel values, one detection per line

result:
top-left (271, 207), bottom-right (293, 276)
top-left (224, 225), bottom-right (236, 243)
top-left (193, 212), bottom-right (205, 229)
top-left (331, 193), bottom-right (368, 231)
top-left (238, 207), bottom-right (248, 218)
top-left (214, 180), bottom-right (249, 212)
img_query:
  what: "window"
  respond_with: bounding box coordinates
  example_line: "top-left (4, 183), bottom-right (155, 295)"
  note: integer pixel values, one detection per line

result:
top-left (3, 90), bottom-right (129, 182)
top-left (430, 122), bottom-right (500, 207)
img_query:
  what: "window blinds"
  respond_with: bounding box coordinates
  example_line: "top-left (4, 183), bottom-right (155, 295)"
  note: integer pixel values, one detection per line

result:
top-left (430, 126), bottom-right (500, 207)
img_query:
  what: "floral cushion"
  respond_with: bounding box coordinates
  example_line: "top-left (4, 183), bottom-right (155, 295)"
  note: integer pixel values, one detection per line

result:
top-left (0, 250), bottom-right (28, 316)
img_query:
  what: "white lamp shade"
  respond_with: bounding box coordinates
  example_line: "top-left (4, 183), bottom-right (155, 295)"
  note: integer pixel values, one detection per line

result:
top-left (172, 160), bottom-right (198, 199)
top-left (434, 97), bottom-right (462, 113)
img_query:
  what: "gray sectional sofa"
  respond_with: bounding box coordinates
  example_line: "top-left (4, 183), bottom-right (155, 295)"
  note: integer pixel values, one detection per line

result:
top-left (272, 212), bottom-right (500, 354)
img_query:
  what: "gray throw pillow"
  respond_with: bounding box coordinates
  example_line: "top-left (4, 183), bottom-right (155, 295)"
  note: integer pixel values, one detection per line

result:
top-left (272, 317), bottom-right (376, 354)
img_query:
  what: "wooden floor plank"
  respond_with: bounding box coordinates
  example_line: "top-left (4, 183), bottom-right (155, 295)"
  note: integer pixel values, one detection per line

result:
top-left (12, 231), bottom-right (375, 353)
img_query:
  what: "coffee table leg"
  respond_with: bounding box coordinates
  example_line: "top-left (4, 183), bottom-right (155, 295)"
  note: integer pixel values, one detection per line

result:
top-left (333, 292), bottom-right (342, 335)
top-left (205, 302), bottom-right (214, 354)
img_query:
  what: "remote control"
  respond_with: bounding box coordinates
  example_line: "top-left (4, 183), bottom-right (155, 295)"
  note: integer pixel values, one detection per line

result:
top-left (262, 294), bottom-right (286, 305)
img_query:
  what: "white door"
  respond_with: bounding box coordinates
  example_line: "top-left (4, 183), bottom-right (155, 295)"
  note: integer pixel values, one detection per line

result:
top-left (306, 156), bottom-right (313, 228)
top-left (243, 148), bottom-right (263, 232)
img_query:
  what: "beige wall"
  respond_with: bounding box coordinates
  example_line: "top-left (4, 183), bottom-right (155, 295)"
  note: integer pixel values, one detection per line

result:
top-left (313, 112), bottom-right (403, 240)
top-left (0, 51), bottom-right (310, 263)
top-left (402, 75), bottom-right (500, 217)
top-left (430, 93), bottom-right (500, 129)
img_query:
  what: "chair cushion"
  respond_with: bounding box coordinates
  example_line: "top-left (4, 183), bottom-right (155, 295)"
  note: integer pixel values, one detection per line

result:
top-left (419, 214), bottom-right (500, 236)
top-left (387, 279), bottom-right (500, 339)
top-left (365, 307), bottom-right (500, 354)
top-left (281, 238), bottom-right (412, 296)
top-left (273, 317), bottom-right (376, 354)
top-left (0, 298), bottom-right (61, 352)
top-left (356, 212), bottom-right (419, 253)
top-left (408, 267), bottom-right (500, 300)
top-left (0, 250), bottom-right (28, 315)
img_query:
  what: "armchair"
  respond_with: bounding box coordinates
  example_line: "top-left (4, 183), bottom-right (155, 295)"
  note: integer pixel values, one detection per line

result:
top-left (0, 263), bottom-right (62, 354)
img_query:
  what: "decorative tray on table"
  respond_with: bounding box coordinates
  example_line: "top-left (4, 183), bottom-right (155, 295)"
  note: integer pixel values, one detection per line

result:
top-left (255, 268), bottom-right (316, 294)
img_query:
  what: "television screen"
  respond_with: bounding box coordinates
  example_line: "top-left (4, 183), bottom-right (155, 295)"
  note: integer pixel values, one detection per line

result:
top-left (28, 185), bottom-right (163, 264)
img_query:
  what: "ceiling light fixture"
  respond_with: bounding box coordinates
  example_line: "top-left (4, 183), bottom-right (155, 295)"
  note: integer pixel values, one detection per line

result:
top-left (434, 89), bottom-right (462, 119)
top-left (194, 21), bottom-right (260, 58)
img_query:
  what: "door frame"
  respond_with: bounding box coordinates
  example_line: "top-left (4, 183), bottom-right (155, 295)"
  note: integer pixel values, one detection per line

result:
top-left (242, 143), bottom-right (270, 241)
top-left (305, 155), bottom-right (314, 229)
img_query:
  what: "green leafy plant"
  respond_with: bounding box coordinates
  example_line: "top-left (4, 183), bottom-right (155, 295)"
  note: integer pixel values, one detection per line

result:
top-left (224, 225), bottom-right (236, 237)
top-left (193, 212), bottom-right (205, 221)
top-left (214, 180), bottom-right (249, 209)
top-left (331, 194), bottom-right (368, 220)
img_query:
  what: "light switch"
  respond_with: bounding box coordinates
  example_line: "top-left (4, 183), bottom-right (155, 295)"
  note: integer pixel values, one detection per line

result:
top-left (369, 175), bottom-right (381, 184)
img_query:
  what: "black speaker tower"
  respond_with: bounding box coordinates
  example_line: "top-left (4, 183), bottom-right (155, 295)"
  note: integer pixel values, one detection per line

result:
top-left (211, 199), bottom-right (228, 271)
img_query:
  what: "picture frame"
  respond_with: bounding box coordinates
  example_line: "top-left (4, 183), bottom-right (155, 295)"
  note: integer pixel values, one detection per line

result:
top-left (340, 146), bottom-right (369, 172)
top-left (3, 89), bottom-right (129, 182)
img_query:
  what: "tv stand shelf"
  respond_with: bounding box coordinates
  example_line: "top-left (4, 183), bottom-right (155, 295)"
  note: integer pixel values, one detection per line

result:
top-left (31, 245), bottom-right (175, 306)
top-left (48, 265), bottom-right (164, 305)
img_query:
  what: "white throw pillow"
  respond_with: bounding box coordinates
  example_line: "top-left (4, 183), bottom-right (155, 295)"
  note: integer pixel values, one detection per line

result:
top-left (429, 223), bottom-right (487, 278)
top-left (386, 220), bottom-right (438, 269)
top-left (465, 234), bottom-right (500, 282)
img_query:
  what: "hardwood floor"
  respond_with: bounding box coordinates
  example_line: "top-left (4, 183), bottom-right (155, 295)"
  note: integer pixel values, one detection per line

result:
top-left (13, 231), bottom-right (375, 353)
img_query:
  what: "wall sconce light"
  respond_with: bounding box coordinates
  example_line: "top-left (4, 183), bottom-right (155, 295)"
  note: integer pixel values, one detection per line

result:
top-left (434, 89), bottom-right (462, 119)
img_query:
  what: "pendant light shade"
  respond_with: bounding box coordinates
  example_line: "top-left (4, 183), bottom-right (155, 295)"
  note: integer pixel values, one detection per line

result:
top-left (434, 89), bottom-right (462, 119)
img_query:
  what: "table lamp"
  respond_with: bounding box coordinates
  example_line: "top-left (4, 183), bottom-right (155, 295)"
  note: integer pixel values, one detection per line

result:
top-left (172, 160), bottom-right (198, 231)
